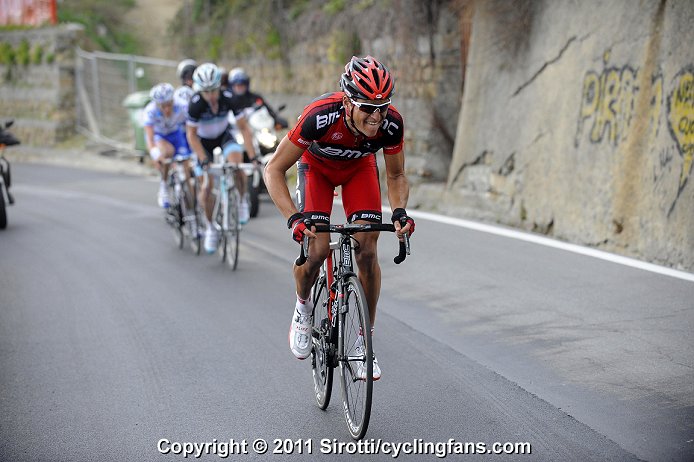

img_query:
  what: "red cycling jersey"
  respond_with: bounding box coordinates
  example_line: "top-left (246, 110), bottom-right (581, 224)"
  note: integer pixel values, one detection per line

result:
top-left (288, 92), bottom-right (405, 223)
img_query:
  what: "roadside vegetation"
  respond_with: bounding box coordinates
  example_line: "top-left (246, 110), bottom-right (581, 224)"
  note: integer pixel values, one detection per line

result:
top-left (57, 0), bottom-right (140, 53)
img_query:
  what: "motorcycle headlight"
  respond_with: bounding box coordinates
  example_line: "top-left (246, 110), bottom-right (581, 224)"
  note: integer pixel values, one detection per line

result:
top-left (257, 129), bottom-right (277, 149)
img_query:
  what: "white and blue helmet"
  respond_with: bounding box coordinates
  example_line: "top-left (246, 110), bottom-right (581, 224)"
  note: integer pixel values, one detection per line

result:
top-left (149, 82), bottom-right (175, 104)
top-left (193, 63), bottom-right (222, 92)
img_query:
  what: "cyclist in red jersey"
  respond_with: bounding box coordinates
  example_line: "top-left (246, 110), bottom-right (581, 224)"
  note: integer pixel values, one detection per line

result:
top-left (264, 56), bottom-right (415, 380)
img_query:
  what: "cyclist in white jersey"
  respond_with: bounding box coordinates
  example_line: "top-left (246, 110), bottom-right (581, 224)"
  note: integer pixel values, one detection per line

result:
top-left (186, 63), bottom-right (257, 253)
top-left (143, 82), bottom-right (190, 208)
top-left (174, 59), bottom-right (196, 107)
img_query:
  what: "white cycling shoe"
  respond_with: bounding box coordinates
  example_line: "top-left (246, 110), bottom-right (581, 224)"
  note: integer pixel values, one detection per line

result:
top-left (355, 337), bottom-right (381, 381)
top-left (204, 226), bottom-right (219, 254)
top-left (157, 184), bottom-right (170, 209)
top-left (239, 198), bottom-right (250, 225)
top-left (289, 303), bottom-right (313, 360)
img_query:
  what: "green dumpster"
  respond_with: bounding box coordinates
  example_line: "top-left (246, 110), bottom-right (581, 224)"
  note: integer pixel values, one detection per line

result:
top-left (122, 91), bottom-right (151, 153)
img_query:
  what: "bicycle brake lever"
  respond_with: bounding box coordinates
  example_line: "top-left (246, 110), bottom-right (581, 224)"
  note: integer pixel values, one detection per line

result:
top-left (295, 235), bottom-right (309, 266)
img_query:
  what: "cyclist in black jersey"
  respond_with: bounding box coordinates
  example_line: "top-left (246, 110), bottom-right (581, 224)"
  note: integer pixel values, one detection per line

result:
top-left (186, 63), bottom-right (258, 254)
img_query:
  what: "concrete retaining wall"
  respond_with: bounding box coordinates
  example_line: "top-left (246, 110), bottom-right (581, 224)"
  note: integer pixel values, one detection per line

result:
top-left (445, 0), bottom-right (693, 271)
top-left (0, 24), bottom-right (83, 145)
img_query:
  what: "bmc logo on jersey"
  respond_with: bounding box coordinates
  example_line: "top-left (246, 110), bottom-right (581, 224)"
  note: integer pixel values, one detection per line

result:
top-left (322, 147), bottom-right (368, 159)
top-left (331, 132), bottom-right (343, 141)
top-left (316, 111), bottom-right (340, 129)
top-left (381, 119), bottom-right (399, 136)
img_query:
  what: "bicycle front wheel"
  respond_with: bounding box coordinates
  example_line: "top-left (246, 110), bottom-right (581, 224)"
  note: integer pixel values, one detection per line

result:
top-left (0, 185), bottom-right (6, 229)
top-left (169, 181), bottom-right (184, 249)
top-left (224, 189), bottom-right (240, 270)
top-left (311, 269), bottom-right (334, 410)
top-left (339, 276), bottom-right (372, 439)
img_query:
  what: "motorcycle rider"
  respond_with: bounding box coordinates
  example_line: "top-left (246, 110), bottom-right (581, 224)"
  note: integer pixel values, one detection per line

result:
top-left (228, 68), bottom-right (288, 131)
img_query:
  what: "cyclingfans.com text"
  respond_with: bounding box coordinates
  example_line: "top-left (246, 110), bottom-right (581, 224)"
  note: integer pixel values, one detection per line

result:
top-left (157, 437), bottom-right (532, 458)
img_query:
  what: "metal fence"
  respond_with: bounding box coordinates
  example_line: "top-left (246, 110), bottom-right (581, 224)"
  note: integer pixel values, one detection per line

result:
top-left (75, 47), bottom-right (177, 150)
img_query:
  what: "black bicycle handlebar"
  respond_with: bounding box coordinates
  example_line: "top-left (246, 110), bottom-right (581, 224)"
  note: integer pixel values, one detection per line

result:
top-left (294, 223), bottom-right (410, 266)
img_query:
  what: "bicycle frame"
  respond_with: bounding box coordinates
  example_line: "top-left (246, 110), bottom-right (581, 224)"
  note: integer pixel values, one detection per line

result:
top-left (204, 161), bottom-right (254, 269)
top-left (205, 162), bottom-right (254, 232)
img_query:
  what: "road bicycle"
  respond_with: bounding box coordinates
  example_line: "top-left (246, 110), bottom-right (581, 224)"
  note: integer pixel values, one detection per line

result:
top-left (0, 120), bottom-right (20, 230)
top-left (296, 223), bottom-right (409, 439)
top-left (164, 155), bottom-right (203, 254)
top-left (204, 157), bottom-right (255, 270)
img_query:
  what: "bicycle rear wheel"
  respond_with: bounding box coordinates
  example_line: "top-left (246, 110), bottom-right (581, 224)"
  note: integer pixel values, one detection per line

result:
top-left (224, 188), bottom-right (240, 270)
top-left (311, 268), bottom-right (334, 410)
top-left (186, 177), bottom-right (202, 255)
top-left (339, 276), bottom-right (372, 439)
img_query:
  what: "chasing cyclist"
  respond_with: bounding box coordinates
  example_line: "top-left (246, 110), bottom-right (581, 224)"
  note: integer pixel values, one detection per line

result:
top-left (174, 59), bottom-right (197, 107)
top-left (186, 63), bottom-right (258, 253)
top-left (143, 82), bottom-right (191, 208)
top-left (264, 56), bottom-right (415, 380)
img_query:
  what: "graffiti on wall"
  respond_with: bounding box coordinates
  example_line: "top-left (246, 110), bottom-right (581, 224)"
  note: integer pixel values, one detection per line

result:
top-left (575, 51), bottom-right (693, 207)
top-left (575, 51), bottom-right (662, 148)
top-left (667, 67), bottom-right (694, 193)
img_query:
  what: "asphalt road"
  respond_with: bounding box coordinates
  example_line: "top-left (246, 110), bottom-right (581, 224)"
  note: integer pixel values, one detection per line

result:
top-left (0, 163), bottom-right (692, 461)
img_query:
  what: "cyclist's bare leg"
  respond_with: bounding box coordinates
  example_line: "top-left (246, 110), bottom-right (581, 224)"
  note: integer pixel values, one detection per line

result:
top-left (353, 226), bottom-right (381, 327)
top-left (156, 139), bottom-right (175, 180)
top-left (294, 232), bottom-right (330, 301)
top-left (225, 150), bottom-right (248, 196)
top-left (199, 174), bottom-right (215, 222)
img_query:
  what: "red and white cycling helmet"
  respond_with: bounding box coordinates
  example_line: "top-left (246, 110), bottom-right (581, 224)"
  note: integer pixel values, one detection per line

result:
top-left (340, 55), bottom-right (394, 101)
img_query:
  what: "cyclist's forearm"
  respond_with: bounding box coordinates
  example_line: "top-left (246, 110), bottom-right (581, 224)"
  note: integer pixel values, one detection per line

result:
top-left (186, 126), bottom-right (205, 161)
top-left (265, 168), bottom-right (298, 219)
top-left (386, 173), bottom-right (409, 210)
top-left (265, 135), bottom-right (305, 219)
top-left (144, 126), bottom-right (155, 151)
top-left (237, 118), bottom-right (256, 159)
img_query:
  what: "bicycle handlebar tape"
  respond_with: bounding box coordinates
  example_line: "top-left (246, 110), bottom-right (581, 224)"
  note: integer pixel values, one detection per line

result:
top-left (394, 238), bottom-right (408, 264)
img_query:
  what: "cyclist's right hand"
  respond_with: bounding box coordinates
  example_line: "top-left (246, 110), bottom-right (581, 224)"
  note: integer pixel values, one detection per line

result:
top-left (288, 213), bottom-right (316, 243)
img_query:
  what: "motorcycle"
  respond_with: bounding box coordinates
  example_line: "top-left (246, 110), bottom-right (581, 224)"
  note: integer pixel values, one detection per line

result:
top-left (0, 120), bottom-right (19, 230)
top-left (235, 104), bottom-right (287, 217)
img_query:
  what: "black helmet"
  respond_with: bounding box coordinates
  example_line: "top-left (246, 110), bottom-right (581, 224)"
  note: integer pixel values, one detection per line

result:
top-left (177, 59), bottom-right (197, 82)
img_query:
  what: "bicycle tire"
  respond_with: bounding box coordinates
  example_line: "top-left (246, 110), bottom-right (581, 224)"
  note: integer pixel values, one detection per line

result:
top-left (225, 188), bottom-right (240, 270)
top-left (339, 276), bottom-right (372, 439)
top-left (311, 270), bottom-right (334, 410)
top-left (168, 179), bottom-right (184, 249)
top-left (249, 178), bottom-right (260, 218)
top-left (187, 177), bottom-right (202, 255)
top-left (0, 186), bottom-right (6, 229)
top-left (172, 203), bottom-right (184, 249)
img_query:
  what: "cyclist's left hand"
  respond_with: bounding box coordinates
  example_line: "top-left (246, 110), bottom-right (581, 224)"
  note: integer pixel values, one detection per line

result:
top-left (288, 213), bottom-right (316, 243)
top-left (391, 208), bottom-right (415, 240)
